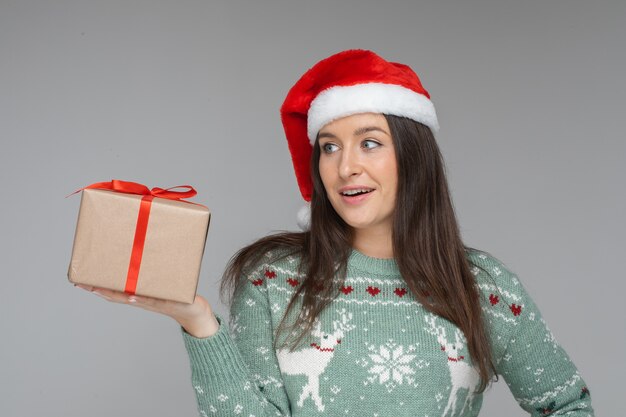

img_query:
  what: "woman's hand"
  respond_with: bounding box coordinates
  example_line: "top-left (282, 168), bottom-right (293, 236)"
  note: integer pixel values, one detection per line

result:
top-left (74, 284), bottom-right (220, 338)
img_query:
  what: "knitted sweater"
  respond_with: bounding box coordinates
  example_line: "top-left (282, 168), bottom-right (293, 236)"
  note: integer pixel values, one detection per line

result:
top-left (182, 248), bottom-right (594, 416)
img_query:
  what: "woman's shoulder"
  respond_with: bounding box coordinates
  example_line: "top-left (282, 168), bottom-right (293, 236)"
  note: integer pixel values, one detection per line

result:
top-left (464, 247), bottom-right (529, 311)
top-left (229, 232), bottom-right (306, 281)
top-left (465, 247), bottom-right (520, 288)
top-left (464, 247), bottom-right (536, 362)
top-left (237, 246), bottom-right (305, 284)
top-left (464, 247), bottom-right (542, 330)
top-left (251, 248), bottom-right (303, 272)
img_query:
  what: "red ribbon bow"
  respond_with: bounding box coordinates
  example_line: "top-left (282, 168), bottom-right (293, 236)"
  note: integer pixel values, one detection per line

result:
top-left (66, 179), bottom-right (199, 201)
top-left (67, 179), bottom-right (204, 295)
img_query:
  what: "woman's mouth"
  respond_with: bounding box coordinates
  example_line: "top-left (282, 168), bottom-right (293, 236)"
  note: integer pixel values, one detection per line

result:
top-left (339, 187), bottom-right (375, 204)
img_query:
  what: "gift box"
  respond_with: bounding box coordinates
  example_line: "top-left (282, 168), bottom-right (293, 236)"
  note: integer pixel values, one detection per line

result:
top-left (67, 180), bottom-right (211, 304)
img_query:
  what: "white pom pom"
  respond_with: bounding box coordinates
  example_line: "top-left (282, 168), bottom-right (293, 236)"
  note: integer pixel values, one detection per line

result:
top-left (296, 203), bottom-right (311, 231)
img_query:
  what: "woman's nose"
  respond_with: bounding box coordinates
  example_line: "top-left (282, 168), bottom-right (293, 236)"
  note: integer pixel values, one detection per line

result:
top-left (338, 148), bottom-right (363, 179)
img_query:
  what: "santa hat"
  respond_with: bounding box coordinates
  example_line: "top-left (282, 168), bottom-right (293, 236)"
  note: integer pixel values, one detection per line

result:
top-left (279, 49), bottom-right (439, 229)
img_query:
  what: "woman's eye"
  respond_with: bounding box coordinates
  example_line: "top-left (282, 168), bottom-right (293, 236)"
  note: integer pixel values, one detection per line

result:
top-left (322, 143), bottom-right (339, 153)
top-left (362, 139), bottom-right (381, 150)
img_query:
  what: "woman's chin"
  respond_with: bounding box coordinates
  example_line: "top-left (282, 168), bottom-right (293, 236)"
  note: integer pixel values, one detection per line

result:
top-left (342, 217), bottom-right (378, 231)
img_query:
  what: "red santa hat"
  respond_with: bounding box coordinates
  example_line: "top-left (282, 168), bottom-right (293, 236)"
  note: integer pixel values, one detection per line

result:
top-left (279, 49), bottom-right (439, 228)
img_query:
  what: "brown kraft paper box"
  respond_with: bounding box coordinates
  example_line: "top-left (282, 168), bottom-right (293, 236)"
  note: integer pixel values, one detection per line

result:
top-left (67, 188), bottom-right (211, 303)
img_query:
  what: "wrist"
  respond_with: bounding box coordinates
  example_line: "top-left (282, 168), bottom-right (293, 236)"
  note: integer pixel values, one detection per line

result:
top-left (179, 313), bottom-right (220, 339)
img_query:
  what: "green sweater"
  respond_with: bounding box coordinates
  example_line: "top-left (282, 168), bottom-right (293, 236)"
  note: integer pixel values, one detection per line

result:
top-left (182, 248), bottom-right (594, 416)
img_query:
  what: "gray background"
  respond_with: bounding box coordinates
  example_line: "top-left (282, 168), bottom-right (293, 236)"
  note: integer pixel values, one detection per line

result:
top-left (1, 0), bottom-right (623, 416)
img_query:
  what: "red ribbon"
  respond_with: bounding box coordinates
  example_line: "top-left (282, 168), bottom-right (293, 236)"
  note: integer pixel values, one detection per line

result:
top-left (67, 179), bottom-right (205, 295)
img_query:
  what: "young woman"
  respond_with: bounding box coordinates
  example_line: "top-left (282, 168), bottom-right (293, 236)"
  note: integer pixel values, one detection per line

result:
top-left (77, 49), bottom-right (594, 416)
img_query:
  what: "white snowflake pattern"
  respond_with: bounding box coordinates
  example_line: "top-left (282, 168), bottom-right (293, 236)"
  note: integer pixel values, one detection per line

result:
top-left (361, 340), bottom-right (418, 392)
top-left (415, 359), bottom-right (430, 369)
top-left (234, 404), bottom-right (243, 414)
top-left (217, 394), bottom-right (229, 402)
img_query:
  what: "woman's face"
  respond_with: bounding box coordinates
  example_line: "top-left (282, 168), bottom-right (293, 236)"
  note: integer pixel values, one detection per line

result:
top-left (317, 112), bottom-right (397, 234)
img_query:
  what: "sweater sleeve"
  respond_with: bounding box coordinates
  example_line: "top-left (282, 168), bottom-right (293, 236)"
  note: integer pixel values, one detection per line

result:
top-left (472, 251), bottom-right (595, 416)
top-left (181, 274), bottom-right (291, 416)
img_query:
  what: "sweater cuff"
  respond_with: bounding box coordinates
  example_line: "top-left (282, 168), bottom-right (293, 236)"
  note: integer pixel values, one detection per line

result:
top-left (181, 314), bottom-right (251, 380)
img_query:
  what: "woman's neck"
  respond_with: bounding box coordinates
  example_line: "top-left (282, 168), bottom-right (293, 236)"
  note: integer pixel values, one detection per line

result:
top-left (352, 225), bottom-right (394, 259)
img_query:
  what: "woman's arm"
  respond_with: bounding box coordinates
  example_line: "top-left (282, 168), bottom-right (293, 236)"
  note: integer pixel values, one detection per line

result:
top-left (469, 251), bottom-right (595, 416)
top-left (76, 280), bottom-right (292, 417)
top-left (181, 274), bottom-right (292, 417)
top-left (494, 280), bottom-right (594, 416)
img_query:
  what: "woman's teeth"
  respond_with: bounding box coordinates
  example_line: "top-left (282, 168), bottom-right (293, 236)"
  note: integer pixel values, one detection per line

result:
top-left (341, 188), bottom-right (373, 196)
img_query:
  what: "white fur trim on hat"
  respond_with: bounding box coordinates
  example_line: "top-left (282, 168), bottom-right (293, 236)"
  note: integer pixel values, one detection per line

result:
top-left (307, 82), bottom-right (439, 143)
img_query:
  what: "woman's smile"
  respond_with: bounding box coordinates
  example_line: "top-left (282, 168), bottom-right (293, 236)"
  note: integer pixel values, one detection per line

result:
top-left (338, 185), bottom-right (375, 204)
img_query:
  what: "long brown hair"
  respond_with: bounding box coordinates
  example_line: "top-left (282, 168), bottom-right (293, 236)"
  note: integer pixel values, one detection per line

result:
top-left (220, 114), bottom-right (498, 393)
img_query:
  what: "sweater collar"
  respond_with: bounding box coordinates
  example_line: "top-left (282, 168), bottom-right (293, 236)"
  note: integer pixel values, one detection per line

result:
top-left (347, 248), bottom-right (401, 276)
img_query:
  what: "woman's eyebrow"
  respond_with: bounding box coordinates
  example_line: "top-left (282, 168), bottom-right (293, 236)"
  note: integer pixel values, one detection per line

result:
top-left (353, 126), bottom-right (389, 137)
top-left (317, 131), bottom-right (336, 140)
top-left (318, 126), bottom-right (389, 140)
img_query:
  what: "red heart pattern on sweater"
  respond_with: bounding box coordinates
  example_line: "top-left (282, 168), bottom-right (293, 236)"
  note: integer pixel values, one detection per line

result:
top-left (366, 286), bottom-right (381, 296)
top-left (510, 304), bottom-right (522, 316)
top-left (264, 269), bottom-right (276, 279)
top-left (341, 285), bottom-right (353, 295)
top-left (394, 288), bottom-right (407, 297)
top-left (287, 278), bottom-right (299, 287)
top-left (489, 294), bottom-right (499, 306)
top-left (252, 278), bottom-right (263, 286)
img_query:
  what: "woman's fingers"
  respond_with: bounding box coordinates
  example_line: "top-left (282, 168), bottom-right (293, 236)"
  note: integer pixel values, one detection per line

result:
top-left (76, 284), bottom-right (145, 305)
top-left (73, 283), bottom-right (214, 327)
top-left (74, 283), bottom-right (94, 292)
top-left (74, 283), bottom-right (176, 315)
top-left (126, 293), bottom-right (170, 313)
